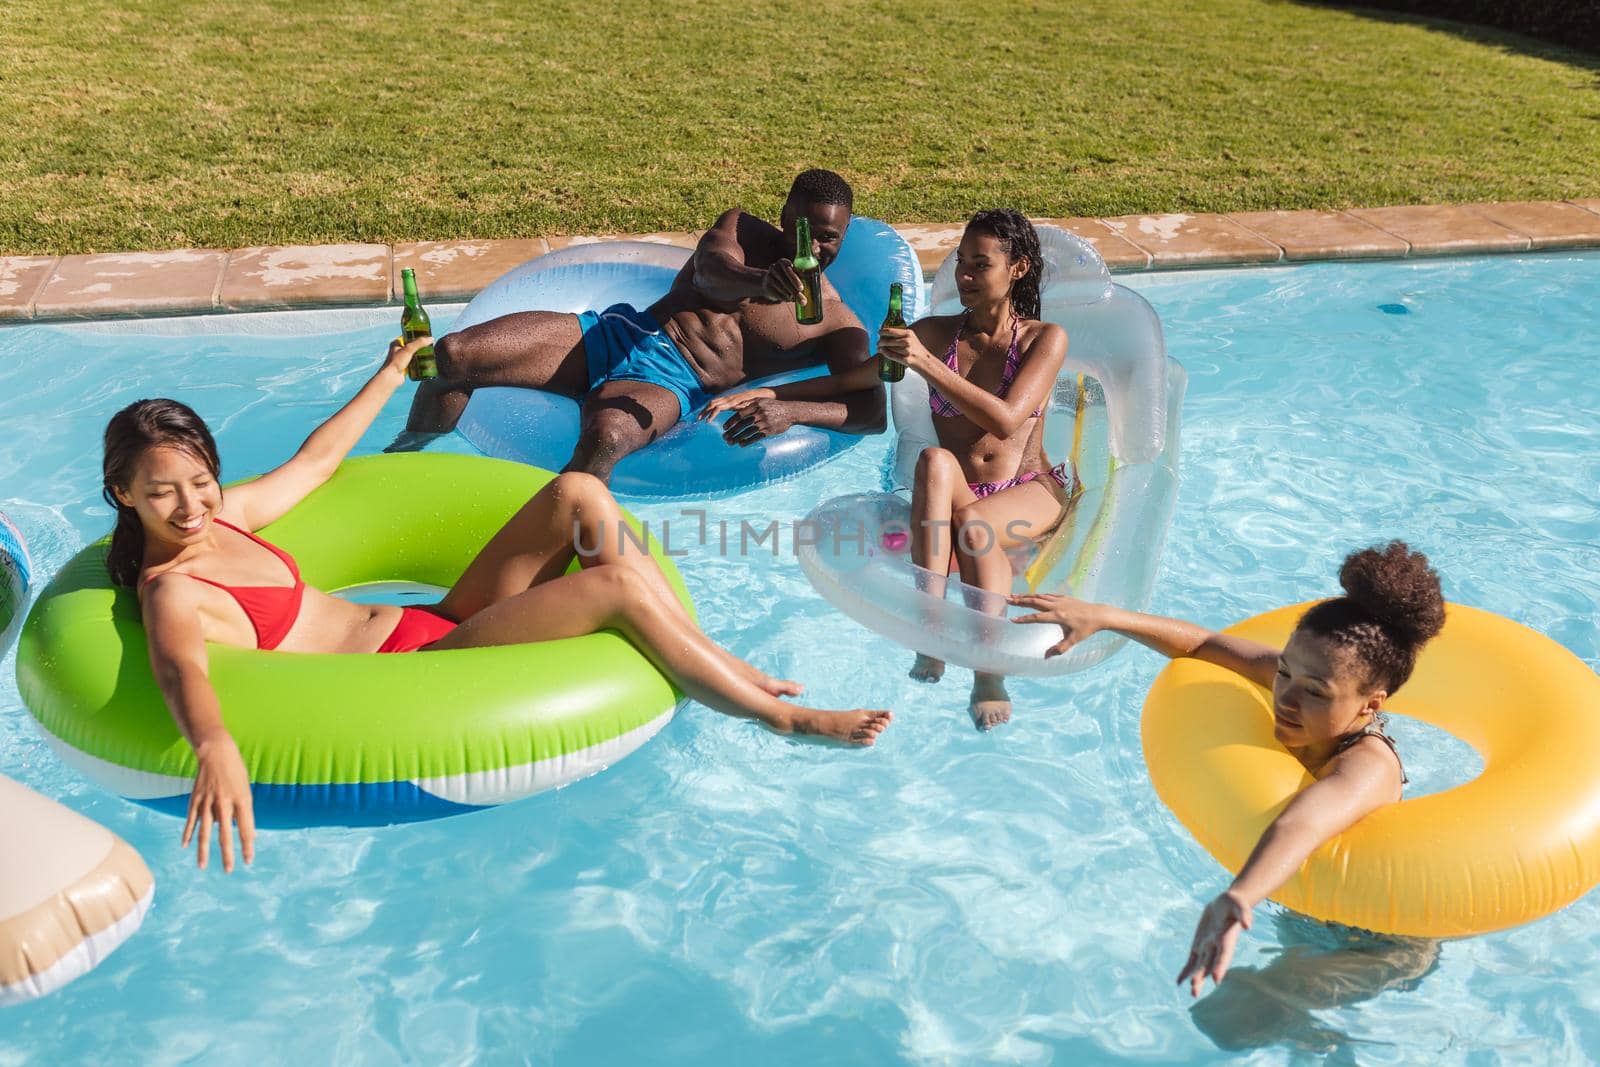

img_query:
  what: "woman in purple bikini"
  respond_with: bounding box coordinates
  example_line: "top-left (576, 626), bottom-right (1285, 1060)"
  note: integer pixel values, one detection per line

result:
top-left (879, 211), bottom-right (1071, 729)
top-left (709, 210), bottom-right (1072, 728)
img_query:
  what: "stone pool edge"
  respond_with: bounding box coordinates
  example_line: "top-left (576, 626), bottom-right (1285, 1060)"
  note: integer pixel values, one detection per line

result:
top-left (3, 200), bottom-right (1598, 324)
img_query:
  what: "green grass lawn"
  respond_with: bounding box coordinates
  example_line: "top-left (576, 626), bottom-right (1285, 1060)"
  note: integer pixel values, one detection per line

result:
top-left (3, 0), bottom-right (1596, 254)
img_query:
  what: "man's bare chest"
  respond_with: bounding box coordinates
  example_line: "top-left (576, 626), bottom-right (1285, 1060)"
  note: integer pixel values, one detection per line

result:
top-left (737, 301), bottom-right (820, 362)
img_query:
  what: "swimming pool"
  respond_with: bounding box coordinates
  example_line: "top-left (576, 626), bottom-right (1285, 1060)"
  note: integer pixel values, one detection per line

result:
top-left (2, 252), bottom-right (1597, 1063)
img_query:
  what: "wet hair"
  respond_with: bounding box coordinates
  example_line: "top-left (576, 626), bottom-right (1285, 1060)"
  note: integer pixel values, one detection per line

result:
top-left (788, 168), bottom-right (853, 212)
top-left (102, 399), bottom-right (221, 587)
top-left (964, 209), bottom-right (1045, 320)
top-left (1297, 541), bottom-right (1446, 695)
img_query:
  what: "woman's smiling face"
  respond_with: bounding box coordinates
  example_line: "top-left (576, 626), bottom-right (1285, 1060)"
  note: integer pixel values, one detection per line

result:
top-left (114, 444), bottom-right (223, 550)
top-left (1271, 628), bottom-right (1385, 748)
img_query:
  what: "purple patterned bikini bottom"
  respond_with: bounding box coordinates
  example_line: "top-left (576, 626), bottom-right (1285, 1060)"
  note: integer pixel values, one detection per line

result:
top-left (968, 462), bottom-right (1074, 500)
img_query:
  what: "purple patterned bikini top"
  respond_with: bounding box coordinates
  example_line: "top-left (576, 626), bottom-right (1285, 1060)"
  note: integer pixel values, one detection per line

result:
top-left (927, 312), bottom-right (1041, 420)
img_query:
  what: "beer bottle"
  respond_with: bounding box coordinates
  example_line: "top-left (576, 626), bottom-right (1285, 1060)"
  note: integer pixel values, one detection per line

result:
top-left (878, 282), bottom-right (908, 383)
top-left (400, 268), bottom-right (438, 381)
top-left (793, 217), bottom-right (824, 326)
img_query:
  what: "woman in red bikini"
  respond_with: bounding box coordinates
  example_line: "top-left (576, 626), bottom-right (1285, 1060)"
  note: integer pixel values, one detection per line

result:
top-left (103, 336), bottom-right (891, 873)
top-left (883, 211), bottom-right (1072, 730)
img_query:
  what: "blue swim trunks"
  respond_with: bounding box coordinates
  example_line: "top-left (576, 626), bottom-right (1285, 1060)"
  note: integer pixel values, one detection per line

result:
top-left (576, 304), bottom-right (710, 419)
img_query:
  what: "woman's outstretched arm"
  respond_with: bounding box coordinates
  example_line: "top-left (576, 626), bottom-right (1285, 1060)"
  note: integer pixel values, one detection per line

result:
top-left (226, 335), bottom-right (430, 530)
top-left (1008, 593), bottom-right (1281, 688)
top-left (142, 575), bottom-right (255, 873)
top-left (1177, 742), bottom-right (1398, 996)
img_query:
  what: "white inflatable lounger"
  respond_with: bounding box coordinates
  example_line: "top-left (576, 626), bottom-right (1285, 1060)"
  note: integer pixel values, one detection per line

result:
top-left (798, 226), bottom-right (1185, 677)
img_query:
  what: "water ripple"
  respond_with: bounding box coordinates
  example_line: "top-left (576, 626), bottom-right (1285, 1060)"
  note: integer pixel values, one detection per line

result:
top-left (2, 254), bottom-right (1598, 1063)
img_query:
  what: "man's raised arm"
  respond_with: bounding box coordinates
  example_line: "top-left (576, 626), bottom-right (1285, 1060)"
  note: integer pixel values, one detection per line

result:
top-left (692, 210), bottom-right (802, 306)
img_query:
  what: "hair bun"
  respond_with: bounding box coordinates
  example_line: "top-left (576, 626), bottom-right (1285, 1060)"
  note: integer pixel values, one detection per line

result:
top-left (1338, 541), bottom-right (1445, 648)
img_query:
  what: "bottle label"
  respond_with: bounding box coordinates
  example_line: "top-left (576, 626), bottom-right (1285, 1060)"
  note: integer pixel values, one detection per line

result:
top-left (796, 271), bottom-right (824, 324)
top-left (402, 323), bottom-right (437, 381)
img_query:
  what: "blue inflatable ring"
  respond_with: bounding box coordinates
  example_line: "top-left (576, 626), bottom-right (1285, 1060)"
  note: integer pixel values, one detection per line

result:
top-left (454, 218), bottom-right (924, 499)
top-left (0, 511), bottom-right (29, 657)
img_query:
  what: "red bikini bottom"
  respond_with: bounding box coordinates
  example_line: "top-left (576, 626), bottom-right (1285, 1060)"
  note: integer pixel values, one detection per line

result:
top-left (376, 606), bottom-right (459, 653)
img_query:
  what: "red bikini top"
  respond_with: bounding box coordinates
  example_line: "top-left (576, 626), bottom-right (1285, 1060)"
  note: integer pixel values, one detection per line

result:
top-left (144, 518), bottom-right (305, 650)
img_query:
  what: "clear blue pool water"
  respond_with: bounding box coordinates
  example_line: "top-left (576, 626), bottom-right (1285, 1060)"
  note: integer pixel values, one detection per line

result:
top-left (2, 252), bottom-right (1598, 1064)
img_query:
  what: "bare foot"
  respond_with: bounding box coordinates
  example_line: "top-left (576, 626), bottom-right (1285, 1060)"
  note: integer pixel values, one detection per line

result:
top-left (910, 654), bottom-right (945, 683)
top-left (969, 673), bottom-right (1011, 731)
top-left (785, 708), bottom-right (894, 746)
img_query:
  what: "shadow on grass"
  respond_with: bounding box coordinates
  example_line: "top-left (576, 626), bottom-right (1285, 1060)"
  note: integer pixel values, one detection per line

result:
top-left (1294, 1), bottom-right (1600, 92)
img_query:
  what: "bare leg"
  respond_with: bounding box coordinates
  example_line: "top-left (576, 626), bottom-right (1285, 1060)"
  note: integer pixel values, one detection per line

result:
top-left (909, 447), bottom-right (977, 684)
top-left (565, 380), bottom-right (682, 484)
top-left (439, 472), bottom-right (800, 697)
top-left (394, 310), bottom-right (591, 443)
top-left (952, 479), bottom-right (1068, 731)
top-left (386, 379), bottom-right (472, 453)
top-left (428, 564), bottom-right (892, 745)
top-left (556, 471), bottom-right (801, 696)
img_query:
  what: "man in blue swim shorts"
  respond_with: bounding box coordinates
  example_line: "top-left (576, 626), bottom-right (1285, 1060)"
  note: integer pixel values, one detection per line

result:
top-left (395, 169), bottom-right (885, 483)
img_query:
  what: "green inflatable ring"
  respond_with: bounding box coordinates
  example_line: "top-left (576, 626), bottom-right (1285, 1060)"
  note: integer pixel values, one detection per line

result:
top-left (17, 453), bottom-right (692, 825)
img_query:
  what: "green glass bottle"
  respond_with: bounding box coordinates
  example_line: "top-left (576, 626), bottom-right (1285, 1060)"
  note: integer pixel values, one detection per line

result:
top-left (792, 217), bottom-right (824, 325)
top-left (878, 282), bottom-right (908, 383)
top-left (400, 268), bottom-right (437, 381)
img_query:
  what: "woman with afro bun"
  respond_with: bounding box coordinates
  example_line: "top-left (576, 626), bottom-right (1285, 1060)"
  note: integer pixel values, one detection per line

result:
top-left (1007, 541), bottom-right (1446, 996)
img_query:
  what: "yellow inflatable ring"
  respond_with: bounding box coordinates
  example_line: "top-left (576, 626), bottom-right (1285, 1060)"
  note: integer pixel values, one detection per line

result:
top-left (1141, 601), bottom-right (1600, 937)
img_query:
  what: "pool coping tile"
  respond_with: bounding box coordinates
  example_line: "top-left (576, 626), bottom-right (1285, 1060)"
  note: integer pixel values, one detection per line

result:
top-left (1466, 201), bottom-right (1600, 250)
top-left (392, 239), bottom-right (551, 302)
top-left (1035, 218), bottom-right (1152, 270)
top-left (1096, 213), bottom-right (1283, 268)
top-left (1225, 210), bottom-right (1410, 261)
top-left (1346, 204), bottom-right (1529, 256)
top-left (545, 231), bottom-right (701, 251)
top-left (894, 222), bottom-right (967, 276)
top-left (9, 201), bottom-right (1599, 324)
top-left (0, 257), bottom-right (59, 321)
top-left (220, 243), bottom-right (392, 311)
top-left (32, 249), bottom-right (227, 318)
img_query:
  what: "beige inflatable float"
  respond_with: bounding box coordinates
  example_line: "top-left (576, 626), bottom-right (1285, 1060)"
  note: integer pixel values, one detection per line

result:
top-left (1, 774), bottom-right (154, 1005)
